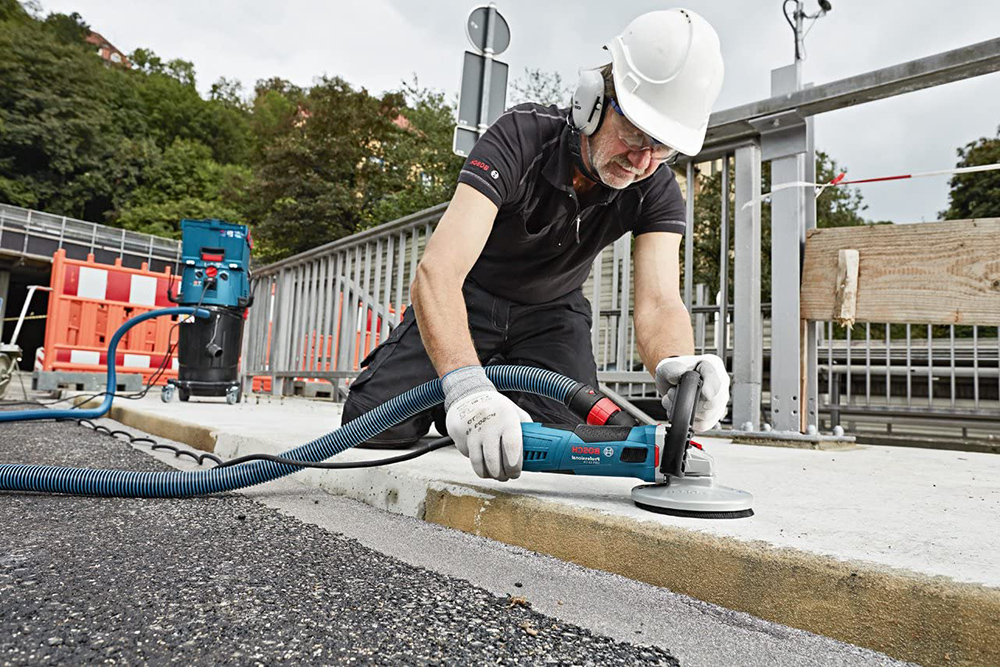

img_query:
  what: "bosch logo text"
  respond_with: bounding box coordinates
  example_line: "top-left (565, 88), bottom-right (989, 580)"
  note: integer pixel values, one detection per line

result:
top-left (470, 160), bottom-right (491, 171)
top-left (571, 446), bottom-right (601, 455)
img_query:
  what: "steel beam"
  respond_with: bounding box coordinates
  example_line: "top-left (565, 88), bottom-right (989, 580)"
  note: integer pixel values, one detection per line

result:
top-left (704, 37), bottom-right (1000, 148)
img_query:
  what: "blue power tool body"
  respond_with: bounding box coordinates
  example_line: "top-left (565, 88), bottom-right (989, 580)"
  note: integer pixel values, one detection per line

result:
top-left (520, 423), bottom-right (664, 482)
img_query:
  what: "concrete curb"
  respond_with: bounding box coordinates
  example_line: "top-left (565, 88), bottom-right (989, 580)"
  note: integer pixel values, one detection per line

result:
top-left (97, 399), bottom-right (1000, 666)
top-left (423, 488), bottom-right (1000, 667)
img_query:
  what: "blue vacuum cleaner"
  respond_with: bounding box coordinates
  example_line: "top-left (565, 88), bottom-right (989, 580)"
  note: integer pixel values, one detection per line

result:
top-left (164, 219), bottom-right (253, 405)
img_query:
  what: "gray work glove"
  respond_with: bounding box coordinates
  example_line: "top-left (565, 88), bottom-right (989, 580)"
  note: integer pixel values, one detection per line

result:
top-left (442, 366), bottom-right (531, 481)
top-left (655, 354), bottom-right (730, 432)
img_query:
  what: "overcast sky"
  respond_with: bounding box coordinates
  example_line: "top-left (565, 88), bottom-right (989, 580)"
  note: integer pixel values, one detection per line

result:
top-left (40, 0), bottom-right (1000, 223)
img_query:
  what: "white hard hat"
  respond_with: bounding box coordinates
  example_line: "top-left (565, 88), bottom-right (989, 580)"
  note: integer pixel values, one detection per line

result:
top-left (605, 8), bottom-right (724, 156)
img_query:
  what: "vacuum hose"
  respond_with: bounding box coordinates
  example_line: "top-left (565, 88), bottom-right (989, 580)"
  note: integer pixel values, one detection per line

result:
top-left (0, 352), bottom-right (578, 497)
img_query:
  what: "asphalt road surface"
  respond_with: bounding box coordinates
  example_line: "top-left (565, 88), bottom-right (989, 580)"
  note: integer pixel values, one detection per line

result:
top-left (0, 402), bottom-right (908, 666)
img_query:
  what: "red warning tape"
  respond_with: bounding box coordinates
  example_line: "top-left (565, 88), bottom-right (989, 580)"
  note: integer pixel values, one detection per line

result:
top-left (741, 161), bottom-right (1000, 211)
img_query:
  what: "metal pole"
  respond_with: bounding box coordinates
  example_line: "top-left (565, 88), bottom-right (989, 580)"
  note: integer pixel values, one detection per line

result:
top-left (684, 161), bottom-right (695, 310)
top-left (766, 62), bottom-right (805, 433)
top-left (11, 286), bottom-right (52, 347)
top-left (794, 0), bottom-right (805, 62)
top-left (732, 144), bottom-right (762, 430)
top-left (477, 3), bottom-right (497, 137)
top-left (803, 112), bottom-right (819, 431)
top-left (0, 270), bottom-right (11, 334)
top-left (718, 154), bottom-right (730, 365)
top-left (272, 268), bottom-right (294, 396)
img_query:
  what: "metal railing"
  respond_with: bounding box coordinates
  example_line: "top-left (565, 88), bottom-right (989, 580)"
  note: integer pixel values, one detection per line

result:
top-left (242, 205), bottom-right (444, 398)
top-left (0, 203), bottom-right (181, 270)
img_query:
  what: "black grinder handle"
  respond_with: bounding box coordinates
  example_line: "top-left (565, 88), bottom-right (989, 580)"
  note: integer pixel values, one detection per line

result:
top-left (660, 370), bottom-right (703, 478)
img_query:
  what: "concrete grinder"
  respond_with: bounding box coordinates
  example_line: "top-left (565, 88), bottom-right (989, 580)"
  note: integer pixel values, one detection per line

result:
top-left (520, 370), bottom-right (754, 519)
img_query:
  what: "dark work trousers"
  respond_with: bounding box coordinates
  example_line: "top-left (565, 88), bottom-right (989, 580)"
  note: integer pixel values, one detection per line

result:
top-left (341, 278), bottom-right (600, 446)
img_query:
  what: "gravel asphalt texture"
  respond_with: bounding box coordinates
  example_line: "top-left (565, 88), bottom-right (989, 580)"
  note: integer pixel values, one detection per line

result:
top-left (0, 409), bottom-right (680, 666)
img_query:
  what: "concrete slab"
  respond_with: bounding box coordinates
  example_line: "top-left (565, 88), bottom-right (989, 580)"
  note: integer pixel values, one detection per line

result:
top-left (78, 391), bottom-right (1000, 666)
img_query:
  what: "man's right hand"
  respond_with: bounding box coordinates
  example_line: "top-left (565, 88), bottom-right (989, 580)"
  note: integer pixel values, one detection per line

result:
top-left (446, 390), bottom-right (531, 481)
top-left (442, 367), bottom-right (532, 481)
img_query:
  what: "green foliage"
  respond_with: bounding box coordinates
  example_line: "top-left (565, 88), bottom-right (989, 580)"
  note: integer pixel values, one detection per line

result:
top-left (112, 138), bottom-right (251, 238)
top-left (247, 76), bottom-right (463, 260)
top-left (0, 4), bottom-right (464, 260)
top-left (688, 150), bottom-right (871, 301)
top-left (0, 0), bottom-right (28, 21)
top-left (0, 12), bottom-right (133, 217)
top-left (43, 11), bottom-right (88, 44)
top-left (0, 6), bottom-right (253, 231)
top-left (940, 128), bottom-right (1000, 219)
top-left (363, 79), bottom-right (464, 227)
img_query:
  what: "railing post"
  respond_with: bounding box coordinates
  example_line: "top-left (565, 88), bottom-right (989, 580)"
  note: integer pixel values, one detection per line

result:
top-left (684, 161), bottom-right (695, 310)
top-left (753, 62), bottom-right (808, 433)
top-left (272, 268), bottom-right (294, 396)
top-left (803, 112), bottom-right (819, 432)
top-left (733, 144), bottom-right (763, 430)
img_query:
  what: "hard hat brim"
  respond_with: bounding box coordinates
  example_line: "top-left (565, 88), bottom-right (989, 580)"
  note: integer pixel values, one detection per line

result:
top-left (612, 78), bottom-right (708, 157)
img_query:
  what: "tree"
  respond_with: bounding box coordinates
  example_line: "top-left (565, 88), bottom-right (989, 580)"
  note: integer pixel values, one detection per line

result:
top-left (0, 0), bottom-right (28, 21)
top-left (248, 76), bottom-right (463, 260)
top-left (111, 138), bottom-right (251, 238)
top-left (363, 78), bottom-right (464, 226)
top-left (0, 4), bottom-right (464, 256)
top-left (0, 10), bottom-right (134, 217)
top-left (940, 128), bottom-right (1000, 220)
top-left (509, 67), bottom-right (572, 107)
top-left (42, 10), bottom-right (88, 44)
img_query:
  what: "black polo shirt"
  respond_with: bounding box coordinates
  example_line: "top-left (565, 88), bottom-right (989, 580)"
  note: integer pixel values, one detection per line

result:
top-left (457, 103), bottom-right (687, 304)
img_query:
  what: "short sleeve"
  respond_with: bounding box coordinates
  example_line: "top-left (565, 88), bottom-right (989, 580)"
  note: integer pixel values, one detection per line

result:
top-left (457, 104), bottom-right (550, 208)
top-left (633, 170), bottom-right (687, 236)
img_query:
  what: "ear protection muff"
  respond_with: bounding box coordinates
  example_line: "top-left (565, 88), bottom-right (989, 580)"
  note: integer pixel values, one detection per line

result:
top-left (571, 69), bottom-right (606, 136)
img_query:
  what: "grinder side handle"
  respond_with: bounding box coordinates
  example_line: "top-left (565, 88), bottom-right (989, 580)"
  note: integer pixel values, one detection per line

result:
top-left (660, 370), bottom-right (703, 478)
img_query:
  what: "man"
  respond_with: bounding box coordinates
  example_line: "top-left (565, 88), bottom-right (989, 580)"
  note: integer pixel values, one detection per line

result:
top-left (342, 9), bottom-right (730, 482)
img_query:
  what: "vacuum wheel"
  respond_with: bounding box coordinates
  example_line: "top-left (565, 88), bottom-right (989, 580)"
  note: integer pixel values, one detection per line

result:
top-left (178, 387), bottom-right (191, 402)
top-left (160, 385), bottom-right (175, 403)
top-left (225, 386), bottom-right (239, 405)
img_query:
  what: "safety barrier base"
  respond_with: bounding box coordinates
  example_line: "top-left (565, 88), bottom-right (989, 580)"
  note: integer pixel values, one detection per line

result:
top-left (33, 370), bottom-right (143, 393)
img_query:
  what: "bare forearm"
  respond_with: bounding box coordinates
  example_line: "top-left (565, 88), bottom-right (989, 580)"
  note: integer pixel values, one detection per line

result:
top-left (635, 300), bottom-right (695, 376)
top-left (410, 266), bottom-right (481, 377)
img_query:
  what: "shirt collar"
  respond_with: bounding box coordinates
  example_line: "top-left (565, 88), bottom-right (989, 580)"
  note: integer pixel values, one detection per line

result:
top-left (542, 120), bottom-right (624, 206)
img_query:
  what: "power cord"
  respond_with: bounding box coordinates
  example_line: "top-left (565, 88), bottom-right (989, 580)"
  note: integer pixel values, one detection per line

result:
top-left (62, 417), bottom-right (452, 471)
top-left (70, 418), bottom-right (224, 466)
top-left (215, 436), bottom-right (454, 470)
top-left (24, 403), bottom-right (455, 471)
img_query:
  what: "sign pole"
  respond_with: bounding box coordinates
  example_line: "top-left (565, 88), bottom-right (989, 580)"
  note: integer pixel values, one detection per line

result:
top-left (477, 4), bottom-right (497, 137)
top-left (454, 3), bottom-right (510, 156)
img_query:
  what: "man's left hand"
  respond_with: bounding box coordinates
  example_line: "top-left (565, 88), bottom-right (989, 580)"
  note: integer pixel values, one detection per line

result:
top-left (655, 354), bottom-right (730, 432)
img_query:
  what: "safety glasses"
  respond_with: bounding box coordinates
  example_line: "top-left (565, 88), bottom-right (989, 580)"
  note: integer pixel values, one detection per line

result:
top-left (608, 98), bottom-right (678, 162)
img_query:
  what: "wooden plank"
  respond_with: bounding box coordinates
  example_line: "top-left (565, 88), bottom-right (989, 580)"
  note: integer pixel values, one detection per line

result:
top-left (800, 219), bottom-right (1000, 325)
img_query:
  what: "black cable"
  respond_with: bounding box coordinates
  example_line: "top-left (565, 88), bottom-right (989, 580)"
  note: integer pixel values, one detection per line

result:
top-left (215, 436), bottom-right (454, 470)
top-left (782, 0), bottom-right (800, 61)
top-left (73, 418), bottom-right (223, 466)
top-left (69, 416), bottom-right (450, 470)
